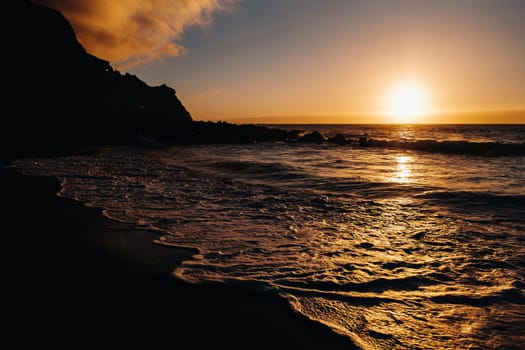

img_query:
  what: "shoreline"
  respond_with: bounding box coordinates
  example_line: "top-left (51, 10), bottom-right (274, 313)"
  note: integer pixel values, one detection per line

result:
top-left (2, 167), bottom-right (357, 349)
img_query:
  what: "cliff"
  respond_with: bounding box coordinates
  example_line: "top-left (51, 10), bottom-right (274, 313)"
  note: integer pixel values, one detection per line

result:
top-left (2, 1), bottom-right (305, 163)
top-left (4, 1), bottom-right (192, 160)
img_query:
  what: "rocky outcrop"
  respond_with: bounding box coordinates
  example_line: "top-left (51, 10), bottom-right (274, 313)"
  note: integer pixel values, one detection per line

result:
top-left (2, 1), bottom-right (305, 163)
top-left (298, 131), bottom-right (326, 143)
top-left (4, 1), bottom-right (192, 160)
top-left (187, 121), bottom-right (301, 144)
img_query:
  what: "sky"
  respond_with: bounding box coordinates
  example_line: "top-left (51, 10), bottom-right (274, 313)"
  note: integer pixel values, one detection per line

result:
top-left (37, 0), bottom-right (525, 123)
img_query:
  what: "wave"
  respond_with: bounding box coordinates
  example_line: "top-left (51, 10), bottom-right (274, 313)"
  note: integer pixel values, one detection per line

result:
top-left (353, 138), bottom-right (525, 156)
top-left (208, 160), bottom-right (290, 173)
top-left (430, 287), bottom-right (525, 306)
top-left (278, 274), bottom-right (449, 294)
top-left (418, 190), bottom-right (525, 208)
top-left (199, 160), bottom-right (312, 184)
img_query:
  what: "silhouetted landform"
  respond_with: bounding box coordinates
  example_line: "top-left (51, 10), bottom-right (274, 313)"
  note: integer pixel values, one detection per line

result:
top-left (2, 1), bottom-right (306, 163)
top-left (4, 1), bottom-right (195, 161)
top-left (185, 121), bottom-right (301, 144)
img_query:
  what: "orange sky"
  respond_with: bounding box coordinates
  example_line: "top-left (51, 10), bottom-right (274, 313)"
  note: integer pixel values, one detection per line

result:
top-left (38, 0), bottom-right (525, 123)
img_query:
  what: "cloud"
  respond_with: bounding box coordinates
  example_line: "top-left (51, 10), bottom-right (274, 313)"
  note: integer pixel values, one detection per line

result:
top-left (35, 0), bottom-right (235, 68)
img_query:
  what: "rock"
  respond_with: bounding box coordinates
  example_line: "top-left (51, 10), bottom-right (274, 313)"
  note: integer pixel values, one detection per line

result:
top-left (298, 131), bottom-right (326, 143)
top-left (328, 134), bottom-right (348, 145)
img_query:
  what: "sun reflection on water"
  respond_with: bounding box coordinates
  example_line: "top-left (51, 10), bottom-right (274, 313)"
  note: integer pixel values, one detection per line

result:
top-left (392, 155), bottom-right (413, 183)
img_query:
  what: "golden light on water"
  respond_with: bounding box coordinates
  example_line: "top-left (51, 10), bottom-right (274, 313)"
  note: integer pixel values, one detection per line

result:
top-left (392, 155), bottom-right (413, 183)
top-left (385, 81), bottom-right (430, 123)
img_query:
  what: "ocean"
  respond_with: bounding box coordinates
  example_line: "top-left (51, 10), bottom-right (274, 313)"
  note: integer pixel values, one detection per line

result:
top-left (11, 124), bottom-right (525, 349)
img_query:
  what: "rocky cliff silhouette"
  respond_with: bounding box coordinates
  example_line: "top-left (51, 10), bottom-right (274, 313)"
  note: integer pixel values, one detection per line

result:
top-left (3, 1), bottom-right (302, 163)
top-left (4, 1), bottom-right (192, 160)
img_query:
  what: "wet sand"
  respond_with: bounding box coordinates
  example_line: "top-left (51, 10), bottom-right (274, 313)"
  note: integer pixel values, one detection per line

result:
top-left (1, 168), bottom-right (357, 349)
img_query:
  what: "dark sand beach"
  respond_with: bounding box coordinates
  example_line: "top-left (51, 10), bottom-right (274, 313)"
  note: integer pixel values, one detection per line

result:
top-left (2, 168), bottom-right (357, 349)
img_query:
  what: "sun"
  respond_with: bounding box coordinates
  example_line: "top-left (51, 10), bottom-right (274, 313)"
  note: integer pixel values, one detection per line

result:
top-left (385, 81), bottom-right (430, 123)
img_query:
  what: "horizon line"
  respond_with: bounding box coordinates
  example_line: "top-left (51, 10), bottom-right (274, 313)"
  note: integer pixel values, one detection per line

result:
top-left (197, 109), bottom-right (525, 125)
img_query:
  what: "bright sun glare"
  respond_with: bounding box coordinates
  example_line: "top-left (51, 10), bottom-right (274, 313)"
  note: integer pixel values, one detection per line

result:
top-left (385, 82), bottom-right (430, 123)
